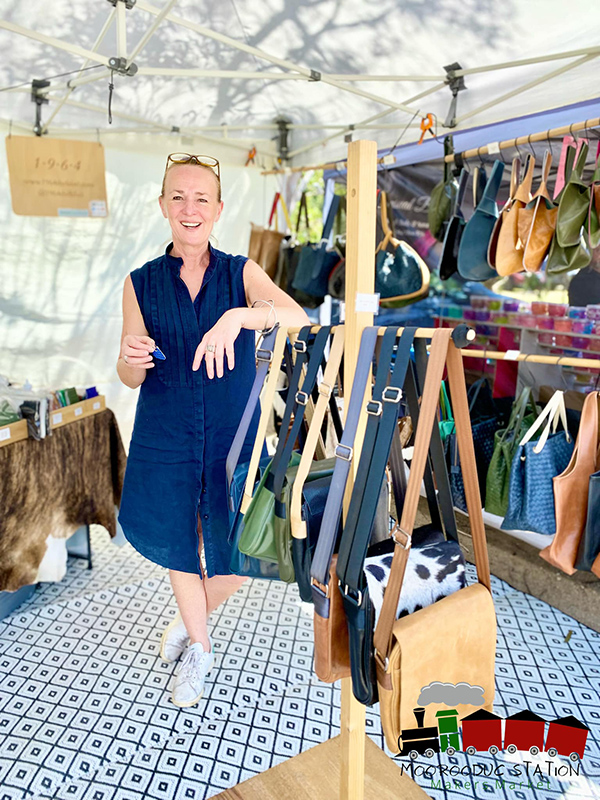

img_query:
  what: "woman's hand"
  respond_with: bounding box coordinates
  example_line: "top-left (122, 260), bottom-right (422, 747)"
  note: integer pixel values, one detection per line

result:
top-left (193, 309), bottom-right (245, 378)
top-left (121, 334), bottom-right (156, 369)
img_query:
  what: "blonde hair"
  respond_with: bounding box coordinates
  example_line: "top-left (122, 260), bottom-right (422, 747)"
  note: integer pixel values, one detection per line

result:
top-left (161, 162), bottom-right (222, 202)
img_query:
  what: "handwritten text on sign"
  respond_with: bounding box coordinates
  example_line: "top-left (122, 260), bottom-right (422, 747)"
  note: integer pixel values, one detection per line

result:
top-left (6, 136), bottom-right (108, 217)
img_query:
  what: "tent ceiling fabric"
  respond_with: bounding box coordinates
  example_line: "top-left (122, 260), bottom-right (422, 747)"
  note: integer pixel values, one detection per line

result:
top-left (1, 0), bottom-right (600, 165)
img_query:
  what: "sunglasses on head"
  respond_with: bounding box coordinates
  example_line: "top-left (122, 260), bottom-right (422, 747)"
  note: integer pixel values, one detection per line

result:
top-left (165, 153), bottom-right (220, 180)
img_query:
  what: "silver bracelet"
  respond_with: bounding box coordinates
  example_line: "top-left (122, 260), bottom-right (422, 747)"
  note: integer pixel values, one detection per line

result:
top-left (252, 299), bottom-right (278, 335)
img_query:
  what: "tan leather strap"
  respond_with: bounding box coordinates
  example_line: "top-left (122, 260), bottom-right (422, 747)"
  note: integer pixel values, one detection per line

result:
top-left (290, 326), bottom-right (345, 539)
top-left (373, 330), bottom-right (493, 669)
top-left (373, 328), bottom-right (451, 666)
top-left (509, 157), bottom-right (521, 201)
top-left (240, 327), bottom-right (289, 513)
top-left (514, 154), bottom-right (535, 203)
top-left (534, 150), bottom-right (553, 202)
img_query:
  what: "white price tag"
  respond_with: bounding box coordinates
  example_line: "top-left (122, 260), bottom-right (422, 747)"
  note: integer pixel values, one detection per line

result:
top-left (487, 141), bottom-right (501, 154)
top-left (0, 428), bottom-right (11, 441)
top-left (74, 407), bottom-right (83, 416)
top-left (93, 401), bottom-right (101, 410)
top-left (381, 154), bottom-right (396, 165)
top-left (52, 412), bottom-right (63, 425)
top-left (355, 292), bottom-right (380, 314)
top-left (335, 161), bottom-right (346, 172)
top-left (504, 350), bottom-right (520, 361)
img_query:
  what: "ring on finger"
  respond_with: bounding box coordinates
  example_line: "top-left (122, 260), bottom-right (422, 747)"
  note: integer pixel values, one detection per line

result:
top-left (124, 354), bottom-right (129, 364)
top-left (207, 344), bottom-right (216, 353)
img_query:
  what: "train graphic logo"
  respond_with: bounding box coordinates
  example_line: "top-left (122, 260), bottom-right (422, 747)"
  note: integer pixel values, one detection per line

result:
top-left (398, 706), bottom-right (589, 762)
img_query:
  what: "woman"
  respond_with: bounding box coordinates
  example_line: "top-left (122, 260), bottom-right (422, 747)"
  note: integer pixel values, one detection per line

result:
top-left (117, 153), bottom-right (310, 707)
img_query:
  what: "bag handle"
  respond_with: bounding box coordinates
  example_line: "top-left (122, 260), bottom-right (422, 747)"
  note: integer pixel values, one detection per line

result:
top-left (373, 330), bottom-right (491, 671)
top-left (270, 326), bottom-right (333, 500)
top-left (225, 326), bottom-right (280, 493)
top-left (454, 169), bottom-right (469, 217)
top-left (336, 329), bottom-right (417, 593)
top-left (476, 160), bottom-right (505, 216)
top-left (296, 192), bottom-right (310, 236)
top-left (268, 193), bottom-right (280, 229)
top-left (290, 326), bottom-right (345, 540)
top-left (320, 194), bottom-right (341, 245)
top-left (519, 389), bottom-right (571, 452)
top-left (239, 327), bottom-right (290, 513)
top-left (514, 154), bottom-right (535, 204)
top-left (310, 327), bottom-right (390, 597)
top-left (499, 387), bottom-right (537, 444)
top-left (439, 380), bottom-right (453, 423)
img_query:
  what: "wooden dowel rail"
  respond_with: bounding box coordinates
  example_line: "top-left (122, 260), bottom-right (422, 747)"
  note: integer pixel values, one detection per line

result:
top-left (459, 348), bottom-right (600, 370)
top-left (444, 116), bottom-right (600, 163)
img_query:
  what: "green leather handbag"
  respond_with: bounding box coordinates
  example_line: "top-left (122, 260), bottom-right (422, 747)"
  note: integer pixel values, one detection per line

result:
top-left (428, 138), bottom-right (458, 242)
top-left (438, 381), bottom-right (455, 444)
top-left (547, 142), bottom-right (591, 274)
top-left (238, 451), bottom-right (302, 564)
top-left (485, 388), bottom-right (538, 518)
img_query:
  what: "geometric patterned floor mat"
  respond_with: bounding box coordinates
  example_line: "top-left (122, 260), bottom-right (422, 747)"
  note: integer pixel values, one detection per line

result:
top-left (0, 528), bottom-right (598, 800)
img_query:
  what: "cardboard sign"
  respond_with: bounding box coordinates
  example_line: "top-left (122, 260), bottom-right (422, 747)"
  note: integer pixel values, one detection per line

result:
top-left (6, 136), bottom-right (108, 217)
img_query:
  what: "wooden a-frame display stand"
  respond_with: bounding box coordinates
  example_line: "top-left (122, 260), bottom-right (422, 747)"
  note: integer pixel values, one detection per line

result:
top-left (213, 141), bottom-right (429, 800)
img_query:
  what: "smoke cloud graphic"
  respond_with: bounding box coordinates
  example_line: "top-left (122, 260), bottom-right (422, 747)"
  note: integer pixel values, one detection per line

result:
top-left (417, 682), bottom-right (486, 707)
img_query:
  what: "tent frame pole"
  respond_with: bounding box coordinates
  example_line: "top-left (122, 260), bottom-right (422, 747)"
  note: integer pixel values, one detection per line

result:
top-left (0, 19), bottom-right (111, 66)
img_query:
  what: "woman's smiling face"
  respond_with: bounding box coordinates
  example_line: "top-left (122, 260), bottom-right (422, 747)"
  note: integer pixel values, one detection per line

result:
top-left (159, 164), bottom-right (223, 250)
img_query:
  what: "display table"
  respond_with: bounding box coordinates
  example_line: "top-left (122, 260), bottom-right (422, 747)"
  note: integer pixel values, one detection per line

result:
top-left (0, 408), bottom-right (126, 592)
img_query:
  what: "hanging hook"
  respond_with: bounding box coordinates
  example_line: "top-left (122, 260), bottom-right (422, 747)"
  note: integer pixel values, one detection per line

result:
top-left (527, 133), bottom-right (536, 159)
top-left (569, 122), bottom-right (579, 142)
top-left (513, 136), bottom-right (523, 159)
top-left (546, 129), bottom-right (554, 159)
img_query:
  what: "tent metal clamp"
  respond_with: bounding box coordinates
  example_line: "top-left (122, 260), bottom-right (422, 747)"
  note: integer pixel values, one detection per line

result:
top-left (105, 0), bottom-right (137, 10)
top-left (107, 57), bottom-right (138, 77)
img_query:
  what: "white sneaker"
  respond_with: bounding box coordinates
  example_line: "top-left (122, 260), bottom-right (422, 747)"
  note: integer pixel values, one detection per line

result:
top-left (160, 612), bottom-right (190, 663)
top-left (171, 641), bottom-right (214, 708)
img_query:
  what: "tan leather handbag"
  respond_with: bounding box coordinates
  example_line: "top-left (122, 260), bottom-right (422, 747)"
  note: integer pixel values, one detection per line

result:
top-left (540, 391), bottom-right (600, 575)
top-left (495, 155), bottom-right (535, 277)
top-left (373, 331), bottom-right (496, 755)
top-left (519, 151), bottom-right (558, 273)
top-left (488, 157), bottom-right (520, 270)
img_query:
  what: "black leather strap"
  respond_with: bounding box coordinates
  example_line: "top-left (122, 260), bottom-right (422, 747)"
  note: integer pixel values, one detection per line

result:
top-left (413, 339), bottom-right (458, 542)
top-left (271, 325), bottom-right (332, 500)
top-left (310, 327), bottom-right (380, 602)
top-left (336, 329), bottom-right (416, 592)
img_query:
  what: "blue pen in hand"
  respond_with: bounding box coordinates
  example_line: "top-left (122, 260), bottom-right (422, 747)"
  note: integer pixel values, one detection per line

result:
top-left (152, 345), bottom-right (167, 361)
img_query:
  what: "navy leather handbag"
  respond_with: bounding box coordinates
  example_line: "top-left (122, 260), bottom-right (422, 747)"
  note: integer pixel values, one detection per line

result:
top-left (458, 160), bottom-right (505, 281)
top-left (291, 195), bottom-right (342, 300)
top-left (502, 391), bottom-right (574, 535)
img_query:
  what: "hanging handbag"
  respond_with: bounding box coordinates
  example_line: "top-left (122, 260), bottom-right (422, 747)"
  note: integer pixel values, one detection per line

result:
top-left (494, 155), bottom-right (535, 276)
top-left (282, 193), bottom-right (323, 307)
top-left (502, 391), bottom-right (574, 535)
top-left (226, 327), bottom-right (286, 580)
top-left (446, 378), bottom-right (499, 512)
top-left (249, 193), bottom-right (291, 279)
top-left (518, 150), bottom-right (558, 272)
top-left (375, 192), bottom-right (430, 307)
top-left (487, 157), bottom-right (521, 271)
top-left (538, 392), bottom-right (599, 574)
top-left (237, 325), bottom-right (323, 563)
top-left (373, 330), bottom-right (496, 753)
top-left (439, 169), bottom-right (468, 280)
top-left (485, 388), bottom-right (538, 518)
top-left (587, 151), bottom-right (600, 250)
top-left (547, 141), bottom-right (592, 274)
top-left (291, 195), bottom-right (342, 301)
top-left (428, 138), bottom-right (458, 241)
top-left (575, 471), bottom-right (600, 576)
top-left (438, 381), bottom-right (455, 444)
top-left (458, 160), bottom-right (505, 281)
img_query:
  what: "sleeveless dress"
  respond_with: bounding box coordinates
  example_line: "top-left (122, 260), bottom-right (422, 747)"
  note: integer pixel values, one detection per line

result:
top-left (118, 243), bottom-right (261, 577)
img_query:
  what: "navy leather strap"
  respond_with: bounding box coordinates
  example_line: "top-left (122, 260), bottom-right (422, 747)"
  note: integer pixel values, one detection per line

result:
top-left (310, 327), bottom-right (380, 599)
top-left (336, 329), bottom-right (416, 593)
top-left (225, 326), bottom-right (279, 497)
top-left (271, 325), bottom-right (332, 500)
top-left (413, 339), bottom-right (458, 542)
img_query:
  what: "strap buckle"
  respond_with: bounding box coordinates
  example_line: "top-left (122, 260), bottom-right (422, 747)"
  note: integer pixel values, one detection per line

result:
top-left (311, 577), bottom-right (330, 598)
top-left (335, 443), bottom-right (353, 462)
top-left (374, 648), bottom-right (389, 672)
top-left (256, 348), bottom-right (273, 364)
top-left (339, 579), bottom-right (362, 607)
top-left (366, 400), bottom-right (382, 416)
top-left (318, 382), bottom-right (333, 398)
top-left (293, 340), bottom-right (307, 353)
top-left (382, 386), bottom-right (402, 403)
top-left (391, 524), bottom-right (411, 549)
top-left (295, 390), bottom-right (309, 406)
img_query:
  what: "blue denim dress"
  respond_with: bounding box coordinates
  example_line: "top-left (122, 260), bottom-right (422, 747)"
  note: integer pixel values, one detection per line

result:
top-left (118, 243), bottom-right (260, 577)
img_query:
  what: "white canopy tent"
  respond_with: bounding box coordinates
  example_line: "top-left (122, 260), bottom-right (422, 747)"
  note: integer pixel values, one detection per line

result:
top-left (1, 0), bottom-right (600, 440)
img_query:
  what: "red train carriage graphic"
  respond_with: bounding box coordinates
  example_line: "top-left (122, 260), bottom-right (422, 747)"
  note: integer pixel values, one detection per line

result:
top-left (398, 707), bottom-right (589, 761)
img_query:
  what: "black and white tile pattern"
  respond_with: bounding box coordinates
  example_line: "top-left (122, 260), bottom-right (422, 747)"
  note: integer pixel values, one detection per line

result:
top-left (0, 529), bottom-right (598, 799)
